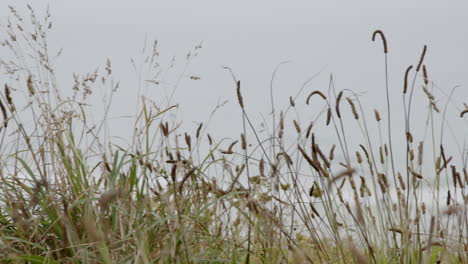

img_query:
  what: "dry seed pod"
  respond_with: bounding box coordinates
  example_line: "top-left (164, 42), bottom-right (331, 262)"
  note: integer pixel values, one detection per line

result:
top-left (435, 156), bottom-right (441, 170)
top-left (430, 101), bottom-right (440, 113)
top-left (460, 109), bottom-right (468, 118)
top-left (241, 133), bottom-right (246, 150)
top-left (378, 174), bottom-right (387, 193)
top-left (305, 122), bottom-right (313, 138)
top-left (451, 165), bottom-right (457, 188)
top-left (446, 190), bottom-right (451, 206)
top-left (359, 180), bottom-right (366, 197)
top-left (374, 109), bottom-right (381, 122)
top-left (372, 29), bottom-right (388, 53)
top-left (359, 145), bottom-right (370, 160)
top-left (422, 65), bottom-right (429, 85)
top-left (329, 144), bottom-right (336, 160)
top-left (309, 202), bottom-right (321, 218)
top-left (236, 80), bottom-right (244, 109)
top-left (170, 164), bottom-right (178, 181)
top-left (0, 98), bottom-right (7, 127)
top-left (278, 152), bottom-right (293, 166)
top-left (456, 172), bottom-right (463, 188)
top-left (337, 187), bottom-right (344, 203)
top-left (196, 123), bottom-right (203, 138)
top-left (4, 84), bottom-right (14, 111)
top-left (406, 132), bottom-right (413, 143)
top-left (293, 120), bottom-right (301, 134)
top-left (309, 185), bottom-right (315, 197)
top-left (408, 167), bottom-right (423, 179)
top-left (259, 159), bottom-right (265, 177)
top-left (27, 75), bottom-right (34, 96)
top-left (306, 90), bottom-right (327, 104)
top-left (416, 45), bottom-right (427, 72)
top-left (279, 111), bottom-right (284, 130)
top-left (207, 134), bottom-right (213, 145)
top-left (185, 133), bottom-right (191, 150)
top-left (396, 189), bottom-right (405, 207)
top-left (379, 173), bottom-right (389, 187)
top-left (270, 163), bottom-right (278, 178)
top-left (310, 182), bottom-right (322, 198)
top-left (361, 176), bottom-right (371, 197)
top-left (403, 65), bottom-right (413, 94)
top-left (437, 156), bottom-right (452, 175)
top-left (311, 134), bottom-right (317, 161)
top-left (326, 107), bottom-right (332, 125)
top-left (221, 140), bottom-right (238, 154)
top-left (145, 162), bottom-right (153, 172)
top-left (278, 127), bottom-right (284, 139)
top-left (298, 145), bottom-right (320, 172)
top-left (388, 227), bottom-right (402, 234)
top-left (228, 141), bottom-right (238, 152)
top-left (279, 111), bottom-right (284, 138)
top-left (167, 150), bottom-right (173, 160)
top-left (349, 176), bottom-right (357, 192)
top-left (397, 172), bottom-right (406, 190)
top-left (103, 160), bottom-right (112, 173)
top-left (4, 84), bottom-right (12, 105)
top-left (176, 150), bottom-right (182, 161)
top-left (159, 122), bottom-right (168, 137)
top-left (335, 91), bottom-right (344, 118)
top-left (347, 97), bottom-right (359, 120)
top-left (179, 167), bottom-right (197, 193)
top-left (289, 96), bottom-right (295, 107)
top-left (356, 151), bottom-right (362, 164)
top-left (418, 142), bottom-right (424, 166)
top-left (422, 85), bottom-right (435, 101)
top-left (316, 144), bottom-right (330, 168)
top-left (379, 146), bottom-right (384, 164)
top-left (440, 144), bottom-right (446, 163)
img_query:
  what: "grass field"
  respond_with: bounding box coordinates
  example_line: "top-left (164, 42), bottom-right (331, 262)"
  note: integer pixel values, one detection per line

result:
top-left (0, 6), bottom-right (466, 263)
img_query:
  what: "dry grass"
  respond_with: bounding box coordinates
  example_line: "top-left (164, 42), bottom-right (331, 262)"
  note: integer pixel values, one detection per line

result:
top-left (0, 6), bottom-right (466, 264)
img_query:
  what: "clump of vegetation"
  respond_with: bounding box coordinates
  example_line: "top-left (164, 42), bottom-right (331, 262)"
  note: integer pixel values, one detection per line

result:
top-left (0, 6), bottom-right (466, 263)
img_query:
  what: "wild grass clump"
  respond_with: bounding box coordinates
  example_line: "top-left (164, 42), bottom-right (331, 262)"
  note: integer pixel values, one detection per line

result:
top-left (0, 6), bottom-right (466, 264)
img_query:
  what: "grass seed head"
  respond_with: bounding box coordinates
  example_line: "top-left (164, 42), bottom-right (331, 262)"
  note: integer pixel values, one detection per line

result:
top-left (372, 29), bottom-right (388, 54)
top-left (416, 45), bottom-right (427, 72)
top-left (27, 75), bottom-right (35, 96)
top-left (403, 65), bottom-right (413, 94)
top-left (289, 96), bottom-right (295, 107)
top-left (196, 123), bottom-right (203, 138)
top-left (422, 65), bottom-right (429, 85)
top-left (293, 120), bottom-right (301, 134)
top-left (347, 97), bottom-right (359, 120)
top-left (335, 91), bottom-right (344, 118)
top-left (306, 90), bottom-right (327, 105)
top-left (326, 107), bottom-right (332, 125)
top-left (236, 80), bottom-right (244, 109)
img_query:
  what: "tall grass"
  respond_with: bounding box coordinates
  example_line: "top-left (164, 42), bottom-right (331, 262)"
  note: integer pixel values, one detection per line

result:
top-left (0, 6), bottom-right (466, 264)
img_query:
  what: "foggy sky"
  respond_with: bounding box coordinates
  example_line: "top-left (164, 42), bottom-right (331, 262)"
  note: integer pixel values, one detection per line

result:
top-left (1, 1), bottom-right (467, 168)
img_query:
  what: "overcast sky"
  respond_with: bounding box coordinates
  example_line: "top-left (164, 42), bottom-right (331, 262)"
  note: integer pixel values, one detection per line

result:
top-left (1, 1), bottom-right (467, 166)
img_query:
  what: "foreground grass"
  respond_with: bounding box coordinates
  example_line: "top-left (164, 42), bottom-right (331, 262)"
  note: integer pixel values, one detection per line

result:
top-left (0, 6), bottom-right (466, 263)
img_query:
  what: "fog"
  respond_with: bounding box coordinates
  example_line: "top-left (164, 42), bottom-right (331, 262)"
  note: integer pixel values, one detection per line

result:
top-left (1, 1), bottom-right (467, 170)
